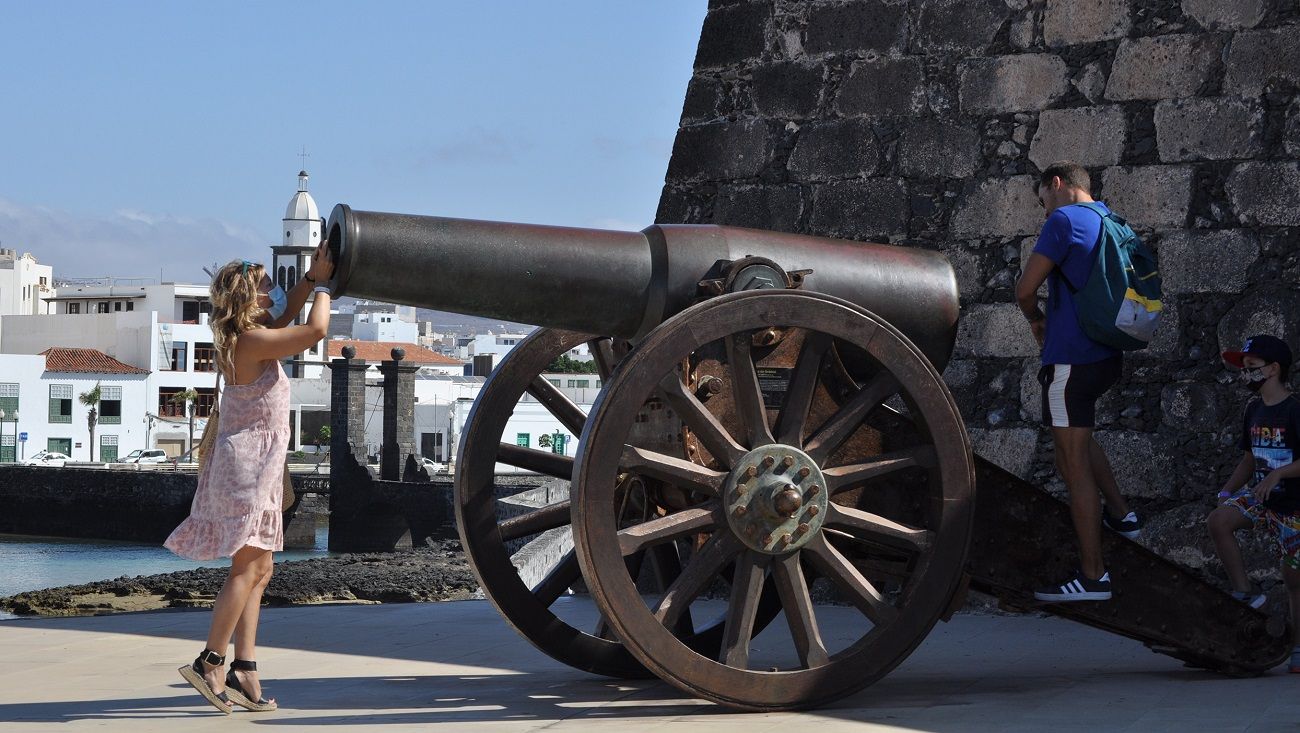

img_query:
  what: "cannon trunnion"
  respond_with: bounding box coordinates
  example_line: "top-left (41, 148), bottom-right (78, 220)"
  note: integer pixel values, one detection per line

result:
top-left (325, 205), bottom-right (1291, 711)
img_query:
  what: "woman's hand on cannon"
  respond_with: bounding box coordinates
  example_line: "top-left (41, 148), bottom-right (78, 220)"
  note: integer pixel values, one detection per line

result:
top-left (308, 241), bottom-right (335, 284)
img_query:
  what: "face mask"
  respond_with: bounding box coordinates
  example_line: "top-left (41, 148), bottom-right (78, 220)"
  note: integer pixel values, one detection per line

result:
top-left (1241, 367), bottom-right (1269, 392)
top-left (265, 284), bottom-right (288, 321)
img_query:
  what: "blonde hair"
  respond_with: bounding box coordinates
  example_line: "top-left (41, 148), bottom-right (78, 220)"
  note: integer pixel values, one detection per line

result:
top-left (209, 260), bottom-right (267, 382)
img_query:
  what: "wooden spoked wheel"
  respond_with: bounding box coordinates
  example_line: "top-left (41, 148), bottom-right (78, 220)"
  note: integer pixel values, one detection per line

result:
top-left (571, 290), bottom-right (975, 710)
top-left (455, 328), bottom-right (770, 678)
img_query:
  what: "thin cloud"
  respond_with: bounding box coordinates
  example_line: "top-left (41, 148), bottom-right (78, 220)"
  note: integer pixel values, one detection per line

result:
top-left (414, 128), bottom-right (532, 167)
top-left (0, 198), bottom-right (264, 283)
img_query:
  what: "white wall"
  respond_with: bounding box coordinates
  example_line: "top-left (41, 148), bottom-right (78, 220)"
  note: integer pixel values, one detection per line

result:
top-left (0, 252), bottom-right (53, 317)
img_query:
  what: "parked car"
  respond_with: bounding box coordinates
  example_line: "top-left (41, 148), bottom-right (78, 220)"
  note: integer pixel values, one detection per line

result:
top-left (22, 450), bottom-right (70, 467)
top-left (133, 449), bottom-right (170, 464)
top-left (420, 456), bottom-right (447, 474)
top-left (116, 449), bottom-right (144, 464)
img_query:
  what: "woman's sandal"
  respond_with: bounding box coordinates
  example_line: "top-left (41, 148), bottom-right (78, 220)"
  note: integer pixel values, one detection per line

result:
top-left (225, 659), bottom-right (278, 711)
top-left (177, 649), bottom-right (232, 714)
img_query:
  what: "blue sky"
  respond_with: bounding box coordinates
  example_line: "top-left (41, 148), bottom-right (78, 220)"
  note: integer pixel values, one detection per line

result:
top-left (0, 2), bottom-right (706, 282)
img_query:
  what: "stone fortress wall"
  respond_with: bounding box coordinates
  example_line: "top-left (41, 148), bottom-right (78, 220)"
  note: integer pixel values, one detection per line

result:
top-left (657, 0), bottom-right (1300, 573)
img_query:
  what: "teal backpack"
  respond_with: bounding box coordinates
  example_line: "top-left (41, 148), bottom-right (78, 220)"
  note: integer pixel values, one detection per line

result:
top-left (1064, 203), bottom-right (1163, 351)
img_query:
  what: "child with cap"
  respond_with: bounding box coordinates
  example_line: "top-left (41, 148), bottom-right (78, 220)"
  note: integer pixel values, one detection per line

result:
top-left (1207, 334), bottom-right (1300, 673)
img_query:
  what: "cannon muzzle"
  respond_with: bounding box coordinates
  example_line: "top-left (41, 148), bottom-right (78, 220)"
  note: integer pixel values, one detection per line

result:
top-left (327, 204), bottom-right (960, 369)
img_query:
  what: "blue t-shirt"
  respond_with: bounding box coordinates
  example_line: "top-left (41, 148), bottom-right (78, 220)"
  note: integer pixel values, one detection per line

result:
top-left (1031, 202), bottom-right (1122, 366)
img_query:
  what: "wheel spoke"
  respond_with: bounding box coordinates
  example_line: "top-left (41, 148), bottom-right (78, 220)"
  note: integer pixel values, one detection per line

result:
top-left (527, 376), bottom-right (587, 436)
top-left (657, 375), bottom-right (746, 468)
top-left (823, 504), bottom-right (932, 553)
top-left (719, 551), bottom-right (767, 668)
top-left (803, 534), bottom-right (898, 627)
top-left (648, 544), bottom-right (694, 637)
top-left (618, 505), bottom-right (722, 557)
top-left (804, 372), bottom-right (900, 464)
top-left (726, 333), bottom-right (776, 449)
top-left (771, 551), bottom-right (830, 669)
top-left (620, 445), bottom-right (726, 497)
top-left (774, 331), bottom-right (832, 447)
top-left (497, 443), bottom-right (574, 479)
top-left (588, 337), bottom-right (617, 381)
top-left (532, 549), bottom-right (581, 607)
top-left (822, 445), bottom-right (937, 493)
top-left (499, 500), bottom-right (572, 542)
top-left (653, 532), bottom-right (742, 629)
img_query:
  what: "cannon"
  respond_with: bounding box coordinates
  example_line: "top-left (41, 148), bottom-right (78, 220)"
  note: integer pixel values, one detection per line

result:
top-left (326, 205), bottom-right (1291, 711)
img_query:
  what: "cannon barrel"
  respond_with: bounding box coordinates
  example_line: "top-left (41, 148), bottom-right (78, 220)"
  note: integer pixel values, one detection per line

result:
top-left (326, 204), bottom-right (960, 370)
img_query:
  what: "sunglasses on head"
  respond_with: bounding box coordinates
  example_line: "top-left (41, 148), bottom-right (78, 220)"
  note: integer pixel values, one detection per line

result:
top-left (240, 260), bottom-right (260, 275)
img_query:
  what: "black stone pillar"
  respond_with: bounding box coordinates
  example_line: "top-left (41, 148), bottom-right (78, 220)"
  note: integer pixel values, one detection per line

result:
top-left (378, 348), bottom-right (418, 481)
top-left (329, 346), bottom-right (369, 471)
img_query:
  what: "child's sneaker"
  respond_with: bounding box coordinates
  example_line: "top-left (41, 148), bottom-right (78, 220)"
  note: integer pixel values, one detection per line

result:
top-left (1034, 571), bottom-right (1112, 602)
top-left (1230, 588), bottom-right (1267, 609)
top-left (1102, 510), bottom-right (1143, 540)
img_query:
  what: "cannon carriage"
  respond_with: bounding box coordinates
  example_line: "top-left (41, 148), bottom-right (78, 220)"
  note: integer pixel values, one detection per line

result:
top-left (326, 205), bottom-right (1291, 711)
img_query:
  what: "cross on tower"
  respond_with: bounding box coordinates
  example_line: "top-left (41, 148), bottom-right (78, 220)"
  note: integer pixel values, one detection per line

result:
top-left (298, 146), bottom-right (310, 170)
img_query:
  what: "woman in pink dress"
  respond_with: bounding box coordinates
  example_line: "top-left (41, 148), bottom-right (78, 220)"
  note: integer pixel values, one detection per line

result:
top-left (166, 243), bottom-right (333, 713)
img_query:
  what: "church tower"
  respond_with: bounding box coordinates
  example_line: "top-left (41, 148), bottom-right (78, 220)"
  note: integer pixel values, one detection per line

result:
top-left (271, 170), bottom-right (325, 377)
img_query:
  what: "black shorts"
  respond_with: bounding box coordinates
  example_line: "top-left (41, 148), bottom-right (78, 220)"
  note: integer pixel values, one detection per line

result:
top-left (1037, 356), bottom-right (1122, 429)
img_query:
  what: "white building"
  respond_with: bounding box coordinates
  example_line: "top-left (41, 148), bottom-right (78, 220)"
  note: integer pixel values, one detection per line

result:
top-left (353, 310), bottom-right (420, 343)
top-left (0, 348), bottom-right (149, 463)
top-left (0, 249), bottom-right (53, 317)
top-left (270, 170), bottom-right (328, 379)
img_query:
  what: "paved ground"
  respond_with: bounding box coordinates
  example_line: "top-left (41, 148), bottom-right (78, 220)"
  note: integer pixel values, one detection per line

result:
top-left (0, 598), bottom-right (1296, 732)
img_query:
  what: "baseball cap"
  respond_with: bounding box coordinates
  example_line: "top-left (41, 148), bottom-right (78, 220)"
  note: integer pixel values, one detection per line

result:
top-left (1223, 334), bottom-right (1293, 372)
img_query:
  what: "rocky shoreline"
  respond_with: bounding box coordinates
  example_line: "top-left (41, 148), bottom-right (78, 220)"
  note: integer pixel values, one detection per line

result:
top-left (0, 540), bottom-right (478, 617)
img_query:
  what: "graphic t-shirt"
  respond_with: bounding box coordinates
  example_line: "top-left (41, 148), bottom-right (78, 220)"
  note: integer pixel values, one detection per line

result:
top-left (1031, 202), bottom-right (1123, 366)
top-left (1238, 395), bottom-right (1300, 514)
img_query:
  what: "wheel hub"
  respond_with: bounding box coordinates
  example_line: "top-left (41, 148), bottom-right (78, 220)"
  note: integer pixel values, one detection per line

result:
top-left (723, 445), bottom-right (828, 554)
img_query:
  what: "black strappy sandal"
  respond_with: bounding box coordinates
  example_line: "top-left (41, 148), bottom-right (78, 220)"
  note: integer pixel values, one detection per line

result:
top-left (177, 649), bottom-right (232, 714)
top-left (225, 659), bottom-right (278, 712)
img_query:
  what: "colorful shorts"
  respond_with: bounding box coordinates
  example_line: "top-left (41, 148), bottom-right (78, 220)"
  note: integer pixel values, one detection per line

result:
top-left (1223, 489), bottom-right (1300, 570)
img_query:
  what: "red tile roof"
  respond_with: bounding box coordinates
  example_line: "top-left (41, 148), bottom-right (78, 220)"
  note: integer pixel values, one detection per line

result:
top-left (326, 340), bottom-right (464, 366)
top-left (40, 347), bottom-right (149, 374)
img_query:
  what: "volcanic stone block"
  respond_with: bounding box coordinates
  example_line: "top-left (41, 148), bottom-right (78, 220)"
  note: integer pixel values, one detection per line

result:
top-left (1044, 0), bottom-right (1131, 46)
top-left (1217, 292), bottom-right (1300, 362)
top-left (1095, 430), bottom-right (1176, 499)
top-left (715, 185), bottom-right (804, 233)
top-left (1101, 166), bottom-right (1193, 230)
top-left (954, 303), bottom-right (1040, 358)
top-left (808, 178), bottom-right (909, 239)
top-left (1029, 106), bottom-right (1127, 169)
top-left (787, 119), bottom-right (880, 181)
top-left (805, 0), bottom-right (909, 55)
top-left (1224, 28), bottom-right (1300, 95)
top-left (1287, 100), bottom-right (1300, 158)
top-left (914, 0), bottom-right (1010, 53)
top-left (665, 120), bottom-right (776, 182)
top-left (1105, 35), bottom-right (1220, 101)
top-left (837, 57), bottom-right (926, 117)
top-left (968, 427), bottom-right (1039, 480)
top-left (1020, 357), bottom-right (1043, 422)
top-left (750, 61), bottom-right (825, 119)
top-left (1158, 230), bottom-right (1258, 294)
top-left (695, 2), bottom-right (771, 69)
top-left (1226, 162), bottom-right (1300, 227)
top-left (1161, 381), bottom-right (1224, 433)
top-left (1145, 300), bottom-right (1180, 359)
top-left (943, 245), bottom-right (986, 299)
top-left (1155, 98), bottom-right (1264, 162)
top-left (680, 76), bottom-right (726, 124)
top-left (951, 175), bottom-right (1043, 238)
top-left (959, 54), bottom-right (1069, 114)
top-left (897, 120), bottom-right (981, 179)
top-left (1182, 0), bottom-right (1266, 30)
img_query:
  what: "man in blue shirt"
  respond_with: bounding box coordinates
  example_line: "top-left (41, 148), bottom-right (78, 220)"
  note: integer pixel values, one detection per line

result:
top-left (1015, 161), bottom-right (1141, 603)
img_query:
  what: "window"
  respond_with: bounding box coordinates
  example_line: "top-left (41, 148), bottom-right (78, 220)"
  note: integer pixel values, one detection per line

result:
top-left (96, 302), bottom-right (110, 313)
top-left (421, 432), bottom-right (445, 462)
top-left (114, 301), bottom-right (122, 312)
top-left (167, 342), bottom-right (188, 371)
top-left (100, 434), bottom-right (118, 462)
top-left (287, 265), bottom-right (297, 289)
top-left (0, 433), bottom-right (14, 463)
top-left (567, 379), bottom-right (590, 388)
top-left (158, 387), bottom-right (184, 417)
top-left (548, 379), bottom-right (561, 387)
top-left (0, 383), bottom-right (18, 418)
top-left (516, 433), bottom-right (530, 448)
top-left (99, 386), bottom-right (122, 424)
top-left (126, 301), bottom-right (134, 311)
top-left (47, 438), bottom-right (72, 456)
top-left (193, 343), bottom-right (217, 373)
top-left (182, 301), bottom-right (199, 322)
top-left (68, 303), bottom-right (80, 314)
top-left (195, 387), bottom-right (216, 418)
top-left (200, 301), bottom-right (211, 315)
top-left (49, 384), bottom-right (72, 423)
top-left (278, 265), bottom-right (287, 289)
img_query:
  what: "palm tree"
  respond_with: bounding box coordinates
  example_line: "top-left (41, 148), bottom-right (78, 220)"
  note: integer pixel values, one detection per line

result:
top-left (78, 383), bottom-right (102, 462)
top-left (170, 388), bottom-right (200, 458)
